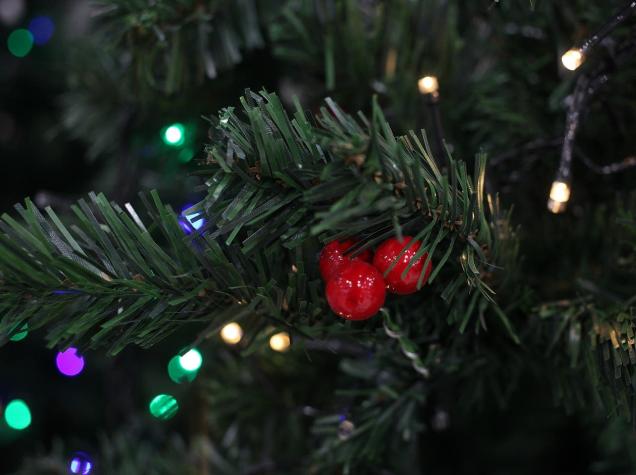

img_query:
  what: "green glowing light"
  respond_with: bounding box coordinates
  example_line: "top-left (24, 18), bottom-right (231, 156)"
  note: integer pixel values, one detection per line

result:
top-left (178, 147), bottom-right (194, 163)
top-left (8, 29), bottom-right (34, 58)
top-left (4, 399), bottom-right (32, 430)
top-left (149, 394), bottom-right (178, 420)
top-left (162, 123), bottom-right (185, 147)
top-left (179, 348), bottom-right (203, 372)
top-left (10, 323), bottom-right (28, 342)
top-left (167, 355), bottom-right (197, 383)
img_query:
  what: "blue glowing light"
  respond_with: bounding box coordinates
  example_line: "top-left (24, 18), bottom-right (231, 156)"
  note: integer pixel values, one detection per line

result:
top-left (28, 16), bottom-right (55, 45)
top-left (179, 204), bottom-right (205, 234)
top-left (69, 451), bottom-right (93, 474)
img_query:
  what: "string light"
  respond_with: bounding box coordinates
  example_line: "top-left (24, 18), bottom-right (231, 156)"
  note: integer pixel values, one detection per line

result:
top-left (269, 331), bottom-right (291, 352)
top-left (7, 28), bottom-right (33, 57)
top-left (149, 394), bottom-right (178, 420)
top-left (162, 123), bottom-right (185, 147)
top-left (561, 48), bottom-right (584, 71)
top-left (418, 75), bottom-right (439, 95)
top-left (179, 204), bottom-right (205, 234)
top-left (69, 452), bottom-right (93, 475)
top-left (28, 16), bottom-right (54, 45)
top-left (56, 347), bottom-right (85, 377)
top-left (547, 180), bottom-right (571, 214)
top-left (179, 348), bottom-right (203, 372)
top-left (220, 322), bottom-right (243, 345)
top-left (4, 399), bottom-right (31, 430)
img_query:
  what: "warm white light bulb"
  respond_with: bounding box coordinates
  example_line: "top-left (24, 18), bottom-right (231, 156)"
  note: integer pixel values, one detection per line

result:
top-left (220, 322), bottom-right (243, 345)
top-left (418, 75), bottom-right (439, 95)
top-left (269, 332), bottom-right (291, 352)
top-left (547, 180), bottom-right (571, 213)
top-left (561, 48), bottom-right (584, 71)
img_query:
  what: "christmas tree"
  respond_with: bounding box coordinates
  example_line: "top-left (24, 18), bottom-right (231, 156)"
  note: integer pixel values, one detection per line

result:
top-left (2, 0), bottom-right (636, 473)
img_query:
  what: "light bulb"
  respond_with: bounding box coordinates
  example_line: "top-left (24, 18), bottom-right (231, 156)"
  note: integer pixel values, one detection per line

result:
top-left (220, 322), bottom-right (243, 345)
top-left (418, 75), bottom-right (439, 95)
top-left (561, 48), bottom-right (584, 71)
top-left (269, 331), bottom-right (291, 352)
top-left (547, 180), bottom-right (571, 213)
top-left (178, 348), bottom-right (202, 372)
top-left (162, 123), bottom-right (185, 146)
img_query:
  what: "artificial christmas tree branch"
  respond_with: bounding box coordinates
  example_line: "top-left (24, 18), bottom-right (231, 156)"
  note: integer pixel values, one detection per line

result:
top-left (0, 91), bottom-right (518, 354)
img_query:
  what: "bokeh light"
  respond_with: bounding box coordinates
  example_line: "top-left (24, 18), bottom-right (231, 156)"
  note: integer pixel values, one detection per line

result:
top-left (162, 123), bottom-right (185, 147)
top-left (69, 451), bottom-right (93, 474)
top-left (56, 347), bottom-right (85, 377)
top-left (269, 331), bottom-right (291, 352)
top-left (167, 355), bottom-right (197, 383)
top-left (0, 0), bottom-right (25, 26)
top-left (178, 147), bottom-right (194, 163)
top-left (220, 322), bottom-right (243, 345)
top-left (7, 28), bottom-right (33, 57)
top-left (4, 399), bottom-right (31, 430)
top-left (149, 394), bottom-right (178, 420)
top-left (179, 348), bottom-right (203, 372)
top-left (28, 16), bottom-right (54, 45)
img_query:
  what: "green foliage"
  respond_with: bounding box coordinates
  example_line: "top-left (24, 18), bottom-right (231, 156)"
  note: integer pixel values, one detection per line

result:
top-left (93, 0), bottom-right (282, 94)
top-left (0, 91), bottom-right (516, 358)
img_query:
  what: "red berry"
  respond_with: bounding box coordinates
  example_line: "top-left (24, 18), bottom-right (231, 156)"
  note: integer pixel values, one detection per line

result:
top-left (372, 236), bottom-right (432, 295)
top-left (326, 261), bottom-right (386, 321)
top-left (319, 240), bottom-right (372, 281)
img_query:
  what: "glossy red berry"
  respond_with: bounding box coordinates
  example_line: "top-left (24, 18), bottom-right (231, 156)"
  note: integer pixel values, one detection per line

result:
top-left (325, 261), bottom-right (386, 321)
top-left (372, 236), bottom-right (432, 295)
top-left (319, 240), bottom-right (372, 281)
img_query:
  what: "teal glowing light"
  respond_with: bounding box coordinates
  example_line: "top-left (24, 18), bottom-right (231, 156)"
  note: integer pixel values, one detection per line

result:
top-left (167, 348), bottom-right (203, 383)
top-left (167, 355), bottom-right (196, 383)
top-left (162, 123), bottom-right (185, 147)
top-left (149, 394), bottom-right (178, 420)
top-left (7, 29), bottom-right (34, 58)
top-left (4, 399), bottom-right (32, 430)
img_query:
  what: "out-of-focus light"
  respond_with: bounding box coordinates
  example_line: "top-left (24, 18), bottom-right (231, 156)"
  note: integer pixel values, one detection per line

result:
top-left (0, 0), bottom-right (25, 26)
top-left (561, 48), bottom-right (584, 71)
top-left (162, 123), bottom-right (185, 147)
top-left (167, 355), bottom-right (197, 383)
top-left (149, 394), bottom-right (178, 420)
top-left (220, 322), bottom-right (243, 345)
top-left (547, 180), bottom-right (571, 214)
top-left (269, 331), bottom-right (291, 352)
top-left (69, 452), bottom-right (93, 474)
top-left (179, 348), bottom-right (203, 372)
top-left (418, 75), bottom-right (439, 95)
top-left (28, 16), bottom-right (54, 45)
top-left (56, 347), bottom-right (85, 377)
top-left (7, 28), bottom-right (33, 57)
top-left (178, 147), bottom-right (194, 163)
top-left (9, 322), bottom-right (28, 341)
top-left (4, 399), bottom-right (31, 430)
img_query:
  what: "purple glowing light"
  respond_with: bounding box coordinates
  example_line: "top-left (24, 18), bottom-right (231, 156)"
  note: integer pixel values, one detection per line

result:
top-left (56, 347), bottom-right (85, 377)
top-left (179, 204), bottom-right (205, 234)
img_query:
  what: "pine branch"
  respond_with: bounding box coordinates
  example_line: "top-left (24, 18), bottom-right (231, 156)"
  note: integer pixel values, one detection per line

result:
top-left (1, 91), bottom-right (517, 355)
top-left (92, 0), bottom-right (283, 94)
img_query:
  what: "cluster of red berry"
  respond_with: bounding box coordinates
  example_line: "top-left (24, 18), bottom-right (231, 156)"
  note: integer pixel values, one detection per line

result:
top-left (319, 237), bottom-right (433, 321)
